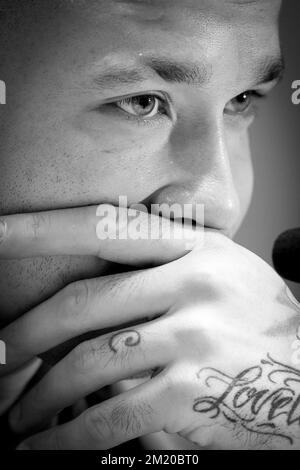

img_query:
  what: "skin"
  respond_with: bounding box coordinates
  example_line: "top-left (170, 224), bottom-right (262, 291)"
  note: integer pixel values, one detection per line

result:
top-left (1, 210), bottom-right (300, 449)
top-left (0, 0), bottom-right (281, 322)
top-left (2, 0), bottom-right (298, 451)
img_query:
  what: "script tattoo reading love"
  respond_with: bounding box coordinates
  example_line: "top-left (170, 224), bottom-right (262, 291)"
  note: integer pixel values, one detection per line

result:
top-left (194, 355), bottom-right (300, 445)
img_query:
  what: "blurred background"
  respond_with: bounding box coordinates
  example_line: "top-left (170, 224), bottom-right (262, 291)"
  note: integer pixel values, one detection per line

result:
top-left (236, 0), bottom-right (300, 300)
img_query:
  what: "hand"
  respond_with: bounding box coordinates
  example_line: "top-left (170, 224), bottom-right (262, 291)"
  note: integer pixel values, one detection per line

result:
top-left (0, 205), bottom-right (199, 414)
top-left (1, 208), bottom-right (300, 449)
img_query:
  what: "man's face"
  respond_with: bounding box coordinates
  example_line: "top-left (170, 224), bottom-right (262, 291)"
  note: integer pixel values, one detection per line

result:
top-left (0, 0), bottom-right (282, 320)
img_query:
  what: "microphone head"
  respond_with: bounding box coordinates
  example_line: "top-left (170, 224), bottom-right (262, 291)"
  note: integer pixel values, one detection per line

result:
top-left (272, 228), bottom-right (300, 283)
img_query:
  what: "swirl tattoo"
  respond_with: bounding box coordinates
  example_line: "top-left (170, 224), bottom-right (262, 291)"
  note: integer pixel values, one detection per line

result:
top-left (194, 354), bottom-right (300, 446)
top-left (108, 329), bottom-right (141, 354)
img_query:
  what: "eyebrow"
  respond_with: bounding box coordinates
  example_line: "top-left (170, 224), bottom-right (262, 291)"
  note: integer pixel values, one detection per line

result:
top-left (91, 55), bottom-right (285, 91)
top-left (254, 56), bottom-right (285, 85)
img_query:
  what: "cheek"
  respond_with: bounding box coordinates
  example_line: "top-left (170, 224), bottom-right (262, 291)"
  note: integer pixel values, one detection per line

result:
top-left (68, 111), bottom-right (174, 203)
top-left (0, 106), bottom-right (172, 213)
top-left (230, 132), bottom-right (254, 230)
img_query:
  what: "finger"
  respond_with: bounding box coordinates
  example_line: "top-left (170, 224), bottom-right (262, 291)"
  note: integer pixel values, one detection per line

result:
top-left (0, 258), bottom-right (179, 373)
top-left (17, 374), bottom-right (170, 450)
top-left (10, 318), bottom-right (173, 434)
top-left (0, 205), bottom-right (202, 263)
top-left (0, 358), bottom-right (42, 414)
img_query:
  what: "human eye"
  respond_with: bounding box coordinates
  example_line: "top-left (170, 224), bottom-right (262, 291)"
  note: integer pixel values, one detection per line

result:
top-left (224, 90), bottom-right (265, 116)
top-left (104, 92), bottom-right (172, 125)
top-left (116, 93), bottom-right (167, 117)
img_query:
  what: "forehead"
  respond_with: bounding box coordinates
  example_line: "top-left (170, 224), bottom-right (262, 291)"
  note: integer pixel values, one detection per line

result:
top-left (59, 0), bottom-right (281, 82)
top-left (73, 0), bottom-right (281, 27)
top-left (1, 0), bottom-right (282, 96)
top-left (4, 0), bottom-right (281, 55)
top-left (72, 0), bottom-right (281, 15)
top-left (61, 0), bottom-right (281, 57)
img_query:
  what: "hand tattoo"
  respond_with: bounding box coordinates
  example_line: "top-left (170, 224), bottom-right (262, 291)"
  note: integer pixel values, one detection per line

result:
top-left (194, 354), bottom-right (300, 446)
top-left (109, 329), bottom-right (141, 353)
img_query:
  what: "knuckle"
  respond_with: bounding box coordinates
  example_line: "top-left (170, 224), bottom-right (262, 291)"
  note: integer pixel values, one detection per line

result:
top-left (161, 364), bottom-right (200, 434)
top-left (179, 263), bottom-right (227, 302)
top-left (70, 338), bottom-right (106, 371)
top-left (111, 399), bottom-right (151, 436)
top-left (188, 269), bottom-right (219, 290)
top-left (0, 218), bottom-right (7, 244)
top-left (62, 280), bottom-right (92, 317)
top-left (163, 364), bottom-right (190, 392)
top-left (83, 407), bottom-right (114, 448)
top-left (159, 314), bottom-right (199, 356)
top-left (25, 213), bottom-right (50, 241)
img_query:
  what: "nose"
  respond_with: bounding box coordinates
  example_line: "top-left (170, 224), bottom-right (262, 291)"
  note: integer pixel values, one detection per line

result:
top-left (146, 116), bottom-right (240, 234)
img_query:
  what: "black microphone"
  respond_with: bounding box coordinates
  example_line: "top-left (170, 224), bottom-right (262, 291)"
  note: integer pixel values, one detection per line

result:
top-left (272, 228), bottom-right (300, 283)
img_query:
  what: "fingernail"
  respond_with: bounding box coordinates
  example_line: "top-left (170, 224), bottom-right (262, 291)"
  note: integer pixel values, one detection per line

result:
top-left (0, 219), bottom-right (6, 243)
top-left (17, 442), bottom-right (30, 450)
